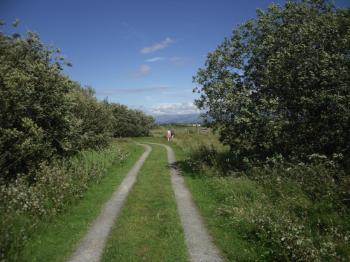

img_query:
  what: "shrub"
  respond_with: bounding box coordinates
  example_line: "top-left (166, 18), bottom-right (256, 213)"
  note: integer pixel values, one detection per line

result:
top-left (194, 0), bottom-right (350, 162)
top-left (109, 103), bottom-right (155, 137)
top-left (0, 30), bottom-right (74, 178)
top-left (0, 25), bottom-right (154, 181)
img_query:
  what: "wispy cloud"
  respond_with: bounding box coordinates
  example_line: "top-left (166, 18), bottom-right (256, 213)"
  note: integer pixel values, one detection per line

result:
top-left (147, 102), bottom-right (200, 115)
top-left (144, 56), bottom-right (192, 66)
top-left (170, 56), bottom-right (192, 66)
top-left (135, 64), bottom-right (151, 77)
top-left (97, 85), bottom-right (170, 95)
top-left (145, 57), bottom-right (166, 62)
top-left (140, 37), bottom-right (175, 54)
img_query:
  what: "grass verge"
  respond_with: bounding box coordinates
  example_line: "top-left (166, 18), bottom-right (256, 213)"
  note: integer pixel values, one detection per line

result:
top-left (136, 136), bottom-right (263, 260)
top-left (102, 143), bottom-right (188, 262)
top-left (18, 140), bottom-right (144, 262)
top-left (169, 142), bottom-right (263, 261)
top-left (152, 126), bottom-right (350, 261)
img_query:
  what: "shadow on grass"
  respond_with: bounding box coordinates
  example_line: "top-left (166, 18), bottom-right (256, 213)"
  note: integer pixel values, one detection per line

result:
top-left (171, 160), bottom-right (204, 178)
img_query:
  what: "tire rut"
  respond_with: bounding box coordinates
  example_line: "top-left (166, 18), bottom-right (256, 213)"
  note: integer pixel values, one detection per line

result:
top-left (144, 142), bottom-right (223, 262)
top-left (68, 143), bottom-right (152, 262)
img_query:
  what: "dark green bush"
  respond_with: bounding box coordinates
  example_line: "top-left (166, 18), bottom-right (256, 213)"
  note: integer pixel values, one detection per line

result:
top-left (109, 103), bottom-right (155, 137)
top-left (0, 25), bottom-right (154, 180)
top-left (194, 0), bottom-right (350, 162)
top-left (191, 2), bottom-right (350, 256)
top-left (0, 31), bottom-right (74, 178)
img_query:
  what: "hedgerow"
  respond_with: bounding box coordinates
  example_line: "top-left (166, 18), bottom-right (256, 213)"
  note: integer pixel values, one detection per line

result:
top-left (0, 21), bottom-right (153, 260)
top-left (0, 23), bottom-right (154, 180)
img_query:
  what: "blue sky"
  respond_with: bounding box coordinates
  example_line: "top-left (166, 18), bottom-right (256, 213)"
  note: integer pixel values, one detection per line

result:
top-left (1, 0), bottom-right (349, 115)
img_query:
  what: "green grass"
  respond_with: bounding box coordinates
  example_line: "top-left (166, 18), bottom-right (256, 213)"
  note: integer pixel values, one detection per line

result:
top-left (18, 141), bottom-right (144, 262)
top-left (169, 143), bottom-right (264, 261)
top-left (137, 136), bottom-right (260, 261)
top-left (102, 143), bottom-right (188, 262)
top-left (149, 129), bottom-right (350, 261)
top-left (139, 132), bottom-right (264, 260)
top-left (151, 125), bottom-right (227, 156)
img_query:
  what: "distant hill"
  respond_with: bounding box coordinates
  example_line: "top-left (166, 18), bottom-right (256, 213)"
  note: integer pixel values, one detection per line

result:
top-left (154, 114), bottom-right (203, 124)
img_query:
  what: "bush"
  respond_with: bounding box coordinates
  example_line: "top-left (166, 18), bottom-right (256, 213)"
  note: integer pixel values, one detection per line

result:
top-left (187, 1), bottom-right (350, 258)
top-left (194, 0), bottom-right (350, 162)
top-left (109, 103), bottom-right (155, 137)
top-left (0, 30), bottom-right (74, 178)
top-left (0, 24), bottom-right (154, 181)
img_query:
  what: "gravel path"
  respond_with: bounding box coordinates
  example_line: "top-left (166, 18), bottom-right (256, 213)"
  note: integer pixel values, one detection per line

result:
top-left (145, 143), bottom-right (223, 262)
top-left (68, 144), bottom-right (152, 262)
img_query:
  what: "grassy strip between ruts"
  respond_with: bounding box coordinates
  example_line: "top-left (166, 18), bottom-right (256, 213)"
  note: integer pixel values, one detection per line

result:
top-left (102, 143), bottom-right (188, 262)
top-left (18, 140), bottom-right (144, 262)
top-left (136, 136), bottom-right (256, 261)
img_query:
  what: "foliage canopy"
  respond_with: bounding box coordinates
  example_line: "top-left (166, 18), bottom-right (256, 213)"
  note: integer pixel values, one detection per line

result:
top-left (194, 0), bottom-right (350, 162)
top-left (0, 26), bottom-right (154, 179)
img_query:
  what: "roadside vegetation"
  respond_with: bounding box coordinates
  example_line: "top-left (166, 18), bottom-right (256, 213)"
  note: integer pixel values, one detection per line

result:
top-left (0, 22), bottom-right (154, 260)
top-left (155, 1), bottom-right (350, 260)
top-left (150, 125), bottom-right (350, 261)
top-left (194, 0), bottom-right (349, 165)
top-left (1, 0), bottom-right (349, 261)
top-left (0, 23), bottom-right (154, 179)
top-left (16, 141), bottom-right (143, 262)
top-left (0, 141), bottom-right (125, 260)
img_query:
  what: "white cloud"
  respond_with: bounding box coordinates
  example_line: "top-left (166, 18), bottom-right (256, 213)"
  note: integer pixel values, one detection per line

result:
top-left (145, 57), bottom-right (166, 62)
top-left (135, 64), bottom-right (151, 77)
top-left (97, 85), bottom-right (169, 95)
top-left (170, 56), bottom-right (192, 66)
top-left (147, 102), bottom-right (200, 115)
top-left (140, 37), bottom-right (175, 54)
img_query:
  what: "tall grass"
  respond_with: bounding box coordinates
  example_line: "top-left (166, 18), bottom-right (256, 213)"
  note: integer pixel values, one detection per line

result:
top-left (0, 140), bottom-right (128, 261)
top-left (152, 125), bottom-right (227, 155)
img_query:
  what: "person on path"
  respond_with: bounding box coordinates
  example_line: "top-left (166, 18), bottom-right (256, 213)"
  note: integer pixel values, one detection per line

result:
top-left (166, 129), bottom-right (172, 141)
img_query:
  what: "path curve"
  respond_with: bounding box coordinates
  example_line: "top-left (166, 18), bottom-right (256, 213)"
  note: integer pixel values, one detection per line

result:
top-left (68, 143), bottom-right (152, 262)
top-left (144, 142), bottom-right (223, 262)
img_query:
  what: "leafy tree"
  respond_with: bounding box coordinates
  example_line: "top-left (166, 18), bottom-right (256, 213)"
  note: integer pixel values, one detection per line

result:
top-left (68, 85), bottom-right (114, 151)
top-left (0, 30), bottom-right (74, 178)
top-left (194, 0), bottom-right (350, 162)
top-left (0, 24), bottom-right (154, 180)
top-left (133, 110), bottom-right (155, 136)
top-left (109, 103), bottom-right (154, 137)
